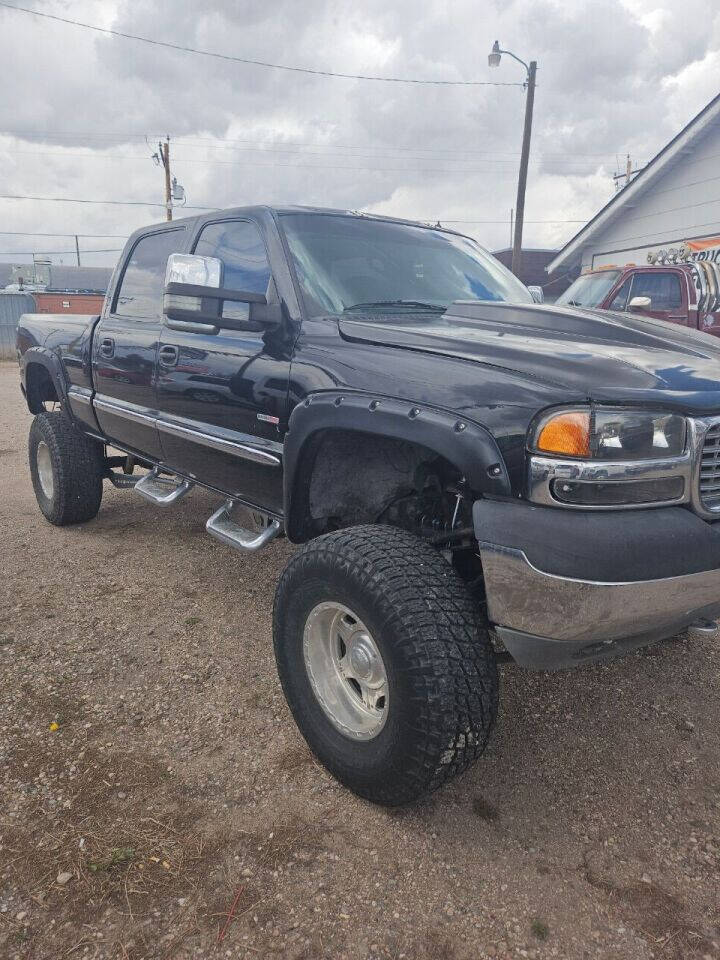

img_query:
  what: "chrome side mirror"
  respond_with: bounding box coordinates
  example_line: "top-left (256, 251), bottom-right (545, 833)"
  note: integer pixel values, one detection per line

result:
top-left (528, 285), bottom-right (544, 304)
top-left (628, 295), bottom-right (652, 312)
top-left (166, 252), bottom-right (222, 290)
top-left (163, 253), bottom-right (280, 332)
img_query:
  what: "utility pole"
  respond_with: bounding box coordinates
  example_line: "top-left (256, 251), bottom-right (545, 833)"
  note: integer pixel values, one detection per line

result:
top-left (613, 154), bottom-right (643, 192)
top-left (510, 208), bottom-right (514, 248)
top-left (511, 60), bottom-right (536, 279)
top-left (159, 136), bottom-right (172, 220)
top-left (74, 234), bottom-right (81, 267)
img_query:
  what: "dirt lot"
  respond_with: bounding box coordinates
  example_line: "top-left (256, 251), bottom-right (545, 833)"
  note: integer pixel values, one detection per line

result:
top-left (0, 361), bottom-right (718, 960)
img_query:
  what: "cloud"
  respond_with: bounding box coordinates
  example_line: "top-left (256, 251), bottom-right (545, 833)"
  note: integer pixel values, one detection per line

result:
top-left (0, 0), bottom-right (718, 267)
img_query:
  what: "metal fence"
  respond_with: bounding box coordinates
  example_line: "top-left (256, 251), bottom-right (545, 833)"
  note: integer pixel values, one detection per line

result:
top-left (0, 293), bottom-right (35, 359)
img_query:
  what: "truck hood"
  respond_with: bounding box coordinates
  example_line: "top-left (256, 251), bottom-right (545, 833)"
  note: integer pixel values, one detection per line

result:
top-left (339, 300), bottom-right (720, 415)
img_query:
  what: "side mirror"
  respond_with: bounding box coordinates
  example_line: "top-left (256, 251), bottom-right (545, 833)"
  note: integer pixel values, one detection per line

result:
top-left (163, 253), bottom-right (281, 332)
top-left (528, 285), bottom-right (544, 304)
top-left (628, 295), bottom-right (652, 312)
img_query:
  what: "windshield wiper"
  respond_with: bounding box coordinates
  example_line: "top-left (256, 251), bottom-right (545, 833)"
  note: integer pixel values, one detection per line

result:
top-left (343, 299), bottom-right (447, 313)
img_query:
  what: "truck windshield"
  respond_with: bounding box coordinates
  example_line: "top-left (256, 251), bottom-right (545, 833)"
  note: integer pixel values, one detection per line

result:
top-left (556, 270), bottom-right (622, 308)
top-left (280, 213), bottom-right (533, 318)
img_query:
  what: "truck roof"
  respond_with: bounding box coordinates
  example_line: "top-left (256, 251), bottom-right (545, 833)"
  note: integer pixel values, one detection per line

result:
top-left (583, 263), bottom-right (698, 275)
top-left (127, 204), bottom-right (470, 241)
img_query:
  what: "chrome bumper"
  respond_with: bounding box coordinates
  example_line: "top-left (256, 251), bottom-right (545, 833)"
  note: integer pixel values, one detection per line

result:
top-left (478, 541), bottom-right (720, 669)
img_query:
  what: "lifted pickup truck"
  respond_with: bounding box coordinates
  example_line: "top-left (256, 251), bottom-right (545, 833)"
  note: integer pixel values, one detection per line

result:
top-left (17, 206), bottom-right (720, 805)
top-left (557, 262), bottom-right (720, 335)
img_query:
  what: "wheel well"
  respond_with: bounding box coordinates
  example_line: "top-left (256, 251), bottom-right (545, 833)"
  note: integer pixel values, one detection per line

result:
top-left (25, 362), bottom-right (59, 413)
top-left (288, 428), bottom-right (472, 542)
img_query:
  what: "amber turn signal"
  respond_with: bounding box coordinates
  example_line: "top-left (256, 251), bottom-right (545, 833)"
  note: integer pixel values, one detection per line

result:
top-left (537, 411), bottom-right (591, 457)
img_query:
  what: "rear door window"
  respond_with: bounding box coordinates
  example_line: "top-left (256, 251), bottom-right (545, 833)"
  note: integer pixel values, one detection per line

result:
top-left (114, 229), bottom-right (185, 319)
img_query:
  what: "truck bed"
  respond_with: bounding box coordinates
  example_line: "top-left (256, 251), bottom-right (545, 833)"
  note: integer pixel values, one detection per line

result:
top-left (17, 312), bottom-right (101, 392)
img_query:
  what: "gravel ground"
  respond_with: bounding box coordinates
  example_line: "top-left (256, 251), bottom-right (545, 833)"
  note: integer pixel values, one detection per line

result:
top-left (0, 360), bottom-right (718, 960)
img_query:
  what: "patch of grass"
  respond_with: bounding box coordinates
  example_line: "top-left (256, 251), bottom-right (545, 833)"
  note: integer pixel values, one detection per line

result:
top-left (531, 918), bottom-right (550, 941)
top-left (88, 845), bottom-right (136, 872)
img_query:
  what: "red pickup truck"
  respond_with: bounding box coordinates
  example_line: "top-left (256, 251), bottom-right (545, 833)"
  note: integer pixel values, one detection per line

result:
top-left (557, 262), bottom-right (720, 336)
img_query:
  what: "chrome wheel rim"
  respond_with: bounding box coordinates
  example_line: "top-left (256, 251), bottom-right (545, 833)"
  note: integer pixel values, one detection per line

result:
top-left (303, 602), bottom-right (389, 740)
top-left (36, 441), bottom-right (54, 500)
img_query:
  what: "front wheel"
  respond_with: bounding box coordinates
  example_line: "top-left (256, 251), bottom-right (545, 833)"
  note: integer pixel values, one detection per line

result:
top-left (273, 525), bottom-right (499, 805)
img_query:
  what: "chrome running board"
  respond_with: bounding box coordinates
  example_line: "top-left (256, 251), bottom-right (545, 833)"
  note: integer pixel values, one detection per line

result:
top-left (206, 500), bottom-right (282, 552)
top-left (134, 467), bottom-right (194, 505)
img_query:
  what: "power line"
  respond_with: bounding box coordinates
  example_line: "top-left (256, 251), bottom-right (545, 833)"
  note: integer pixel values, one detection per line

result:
top-left (0, 194), bottom-right (587, 224)
top-left (0, 148), bottom-right (610, 175)
top-left (4, 145), bottom-right (617, 168)
top-left (0, 128), bottom-right (628, 160)
top-left (0, 2), bottom-right (525, 87)
top-left (0, 196), bottom-right (589, 223)
top-left (0, 194), bottom-right (215, 210)
top-left (0, 230), bottom-right (128, 237)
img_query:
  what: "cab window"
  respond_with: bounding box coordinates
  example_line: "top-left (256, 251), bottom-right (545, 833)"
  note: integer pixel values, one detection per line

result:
top-left (193, 220), bottom-right (271, 294)
top-left (629, 272), bottom-right (682, 311)
top-left (608, 276), bottom-right (632, 311)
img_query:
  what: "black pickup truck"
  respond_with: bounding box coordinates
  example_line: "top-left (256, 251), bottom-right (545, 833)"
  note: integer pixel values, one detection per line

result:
top-left (16, 206), bottom-right (720, 805)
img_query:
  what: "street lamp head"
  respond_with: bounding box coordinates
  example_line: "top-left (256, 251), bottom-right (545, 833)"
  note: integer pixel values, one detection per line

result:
top-left (488, 40), bottom-right (502, 68)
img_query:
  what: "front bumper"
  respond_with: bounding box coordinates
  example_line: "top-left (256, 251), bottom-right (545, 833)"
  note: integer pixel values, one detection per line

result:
top-left (473, 500), bottom-right (720, 669)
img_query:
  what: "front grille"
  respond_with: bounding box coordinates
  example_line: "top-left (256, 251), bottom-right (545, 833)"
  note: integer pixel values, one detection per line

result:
top-left (700, 423), bottom-right (720, 512)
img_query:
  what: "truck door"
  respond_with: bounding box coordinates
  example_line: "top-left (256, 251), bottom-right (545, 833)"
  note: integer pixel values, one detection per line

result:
top-left (155, 218), bottom-right (288, 514)
top-left (624, 269), bottom-right (688, 326)
top-left (92, 227), bottom-right (186, 458)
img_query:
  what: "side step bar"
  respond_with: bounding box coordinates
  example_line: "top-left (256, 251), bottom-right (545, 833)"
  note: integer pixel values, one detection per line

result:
top-left (107, 470), bottom-right (140, 489)
top-left (206, 499), bottom-right (282, 552)
top-left (134, 467), bottom-right (195, 506)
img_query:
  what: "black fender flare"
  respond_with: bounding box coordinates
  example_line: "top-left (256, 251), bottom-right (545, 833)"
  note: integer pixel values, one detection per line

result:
top-left (21, 347), bottom-right (71, 413)
top-left (283, 390), bottom-right (511, 541)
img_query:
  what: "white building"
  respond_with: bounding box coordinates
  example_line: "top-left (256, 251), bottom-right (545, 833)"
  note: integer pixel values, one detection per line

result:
top-left (547, 92), bottom-right (720, 278)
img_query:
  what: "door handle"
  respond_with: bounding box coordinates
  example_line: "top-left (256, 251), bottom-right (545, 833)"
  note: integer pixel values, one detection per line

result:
top-left (158, 345), bottom-right (179, 367)
top-left (100, 337), bottom-right (115, 358)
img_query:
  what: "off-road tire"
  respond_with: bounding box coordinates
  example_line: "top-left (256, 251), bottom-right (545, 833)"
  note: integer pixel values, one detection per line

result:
top-left (273, 524), bottom-right (499, 805)
top-left (28, 412), bottom-right (104, 525)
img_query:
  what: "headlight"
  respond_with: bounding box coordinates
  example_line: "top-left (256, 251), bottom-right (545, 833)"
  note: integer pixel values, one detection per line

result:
top-left (528, 406), bottom-right (690, 509)
top-left (533, 407), bottom-right (686, 460)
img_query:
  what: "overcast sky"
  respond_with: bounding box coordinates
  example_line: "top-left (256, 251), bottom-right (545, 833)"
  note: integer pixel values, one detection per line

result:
top-left (0, 0), bottom-right (718, 270)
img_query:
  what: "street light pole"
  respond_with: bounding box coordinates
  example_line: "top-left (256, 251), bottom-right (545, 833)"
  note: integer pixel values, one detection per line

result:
top-left (513, 60), bottom-right (536, 278)
top-left (488, 41), bottom-right (537, 279)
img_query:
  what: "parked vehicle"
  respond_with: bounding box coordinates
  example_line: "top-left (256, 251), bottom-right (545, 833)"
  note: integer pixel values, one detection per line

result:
top-left (16, 206), bottom-right (720, 805)
top-left (557, 262), bottom-right (720, 334)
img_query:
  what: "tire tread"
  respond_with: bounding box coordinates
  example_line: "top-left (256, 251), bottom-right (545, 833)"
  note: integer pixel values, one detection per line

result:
top-left (29, 413), bottom-right (103, 525)
top-left (273, 524), bottom-right (498, 805)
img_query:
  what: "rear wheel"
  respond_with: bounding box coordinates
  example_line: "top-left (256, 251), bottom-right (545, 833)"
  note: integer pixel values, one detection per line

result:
top-left (273, 524), bottom-right (498, 805)
top-left (29, 413), bottom-right (104, 525)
